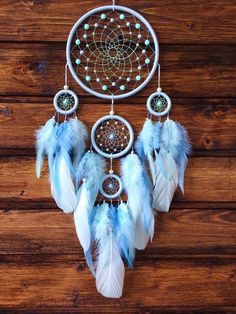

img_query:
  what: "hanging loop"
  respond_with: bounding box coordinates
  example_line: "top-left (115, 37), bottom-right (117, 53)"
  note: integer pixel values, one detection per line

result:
top-left (157, 64), bottom-right (161, 92)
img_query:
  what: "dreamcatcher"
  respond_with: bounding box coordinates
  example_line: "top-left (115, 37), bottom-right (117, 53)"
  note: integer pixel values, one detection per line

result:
top-left (35, 0), bottom-right (190, 299)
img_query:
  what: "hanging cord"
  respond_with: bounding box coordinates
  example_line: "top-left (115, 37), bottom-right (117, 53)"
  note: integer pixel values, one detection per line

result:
top-left (64, 63), bottom-right (69, 89)
top-left (112, 0), bottom-right (115, 10)
top-left (110, 95), bottom-right (114, 115)
top-left (109, 157), bottom-right (114, 174)
top-left (157, 64), bottom-right (161, 92)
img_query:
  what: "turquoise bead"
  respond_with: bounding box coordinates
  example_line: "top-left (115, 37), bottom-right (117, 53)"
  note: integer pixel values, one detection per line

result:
top-left (102, 85), bottom-right (108, 91)
top-left (145, 39), bottom-right (150, 45)
top-left (75, 39), bottom-right (81, 45)
top-left (120, 85), bottom-right (125, 91)
top-left (136, 75), bottom-right (141, 81)
top-left (135, 23), bottom-right (141, 29)
top-left (85, 75), bottom-right (91, 81)
top-left (120, 14), bottom-right (125, 20)
top-left (156, 99), bottom-right (163, 108)
top-left (75, 58), bottom-right (81, 65)
top-left (101, 13), bottom-right (106, 20)
top-left (145, 58), bottom-right (150, 64)
top-left (63, 98), bottom-right (69, 106)
top-left (84, 24), bottom-right (90, 30)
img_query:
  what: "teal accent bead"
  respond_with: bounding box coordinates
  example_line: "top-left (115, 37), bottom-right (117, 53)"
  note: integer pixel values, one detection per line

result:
top-left (135, 23), bottom-right (141, 29)
top-left (136, 75), bottom-right (141, 81)
top-left (155, 99), bottom-right (163, 108)
top-left (63, 98), bottom-right (69, 106)
top-left (84, 24), bottom-right (90, 30)
top-left (120, 14), bottom-right (125, 20)
top-left (102, 85), bottom-right (108, 91)
top-left (75, 39), bottom-right (81, 45)
top-left (75, 58), bottom-right (81, 65)
top-left (120, 85), bottom-right (125, 91)
top-left (145, 58), bottom-right (150, 64)
top-left (85, 75), bottom-right (91, 81)
top-left (101, 13), bottom-right (106, 20)
top-left (145, 39), bottom-right (150, 45)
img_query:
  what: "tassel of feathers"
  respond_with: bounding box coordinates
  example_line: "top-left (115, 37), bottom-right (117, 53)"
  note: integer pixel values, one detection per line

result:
top-left (35, 117), bottom-right (88, 213)
top-left (136, 117), bottom-right (191, 212)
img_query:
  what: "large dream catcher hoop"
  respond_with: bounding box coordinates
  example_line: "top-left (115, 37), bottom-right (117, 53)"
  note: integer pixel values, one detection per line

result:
top-left (66, 4), bottom-right (159, 99)
top-left (35, 0), bottom-right (191, 300)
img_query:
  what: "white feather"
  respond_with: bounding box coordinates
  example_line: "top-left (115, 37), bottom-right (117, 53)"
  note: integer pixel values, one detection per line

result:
top-left (74, 183), bottom-right (92, 252)
top-left (51, 153), bottom-right (77, 214)
top-left (153, 148), bottom-right (178, 212)
top-left (96, 232), bottom-right (125, 299)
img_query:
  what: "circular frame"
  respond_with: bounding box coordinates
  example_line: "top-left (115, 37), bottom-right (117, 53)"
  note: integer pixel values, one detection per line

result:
top-left (91, 114), bottom-right (134, 158)
top-left (66, 5), bottom-right (159, 100)
top-left (147, 91), bottom-right (171, 117)
top-left (100, 174), bottom-right (123, 199)
top-left (53, 89), bottom-right (79, 115)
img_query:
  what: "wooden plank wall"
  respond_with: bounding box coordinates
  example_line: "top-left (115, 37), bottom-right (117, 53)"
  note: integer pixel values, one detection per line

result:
top-left (0, 0), bottom-right (236, 313)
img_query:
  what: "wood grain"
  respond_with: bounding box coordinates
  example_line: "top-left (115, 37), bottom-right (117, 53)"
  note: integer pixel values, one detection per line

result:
top-left (0, 256), bottom-right (235, 308)
top-left (0, 156), bottom-right (236, 203)
top-left (1, 98), bottom-right (236, 151)
top-left (0, 0), bottom-right (235, 44)
top-left (0, 43), bottom-right (235, 97)
top-left (0, 209), bottom-right (235, 257)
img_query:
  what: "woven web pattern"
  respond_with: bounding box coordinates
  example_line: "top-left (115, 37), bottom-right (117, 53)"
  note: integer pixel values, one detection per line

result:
top-left (57, 93), bottom-right (75, 112)
top-left (102, 176), bottom-right (120, 197)
top-left (94, 118), bottom-right (130, 155)
top-left (70, 9), bottom-right (156, 96)
top-left (150, 94), bottom-right (169, 114)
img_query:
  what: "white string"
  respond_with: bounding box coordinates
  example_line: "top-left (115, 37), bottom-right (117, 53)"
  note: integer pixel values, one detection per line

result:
top-left (157, 64), bottom-right (161, 89)
top-left (65, 63), bottom-right (68, 86)
top-left (112, 0), bottom-right (115, 10)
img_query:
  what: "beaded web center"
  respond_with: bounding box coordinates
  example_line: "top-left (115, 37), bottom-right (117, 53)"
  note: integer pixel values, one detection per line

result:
top-left (94, 118), bottom-right (130, 155)
top-left (150, 94), bottom-right (168, 114)
top-left (102, 176), bottom-right (121, 197)
top-left (57, 93), bottom-right (75, 112)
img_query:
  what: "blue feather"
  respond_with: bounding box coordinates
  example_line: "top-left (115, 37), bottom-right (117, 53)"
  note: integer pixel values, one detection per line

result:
top-left (116, 202), bottom-right (135, 268)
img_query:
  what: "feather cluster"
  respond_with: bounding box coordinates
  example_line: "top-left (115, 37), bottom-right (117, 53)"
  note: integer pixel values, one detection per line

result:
top-left (36, 117), bottom-right (88, 213)
top-left (136, 117), bottom-right (191, 212)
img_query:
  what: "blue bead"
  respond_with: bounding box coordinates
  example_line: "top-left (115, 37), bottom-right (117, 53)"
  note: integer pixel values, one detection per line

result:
top-left (101, 13), bottom-right (106, 20)
top-left (75, 39), bottom-right (81, 45)
top-left (85, 75), bottom-right (91, 81)
top-left (102, 85), bottom-right (108, 91)
top-left (120, 85), bottom-right (125, 91)
top-left (84, 24), bottom-right (90, 30)
top-left (120, 14), bottom-right (125, 20)
top-left (135, 23), bottom-right (141, 29)
top-left (145, 58), bottom-right (150, 64)
top-left (145, 39), bottom-right (150, 46)
top-left (136, 75), bottom-right (141, 81)
top-left (75, 58), bottom-right (81, 65)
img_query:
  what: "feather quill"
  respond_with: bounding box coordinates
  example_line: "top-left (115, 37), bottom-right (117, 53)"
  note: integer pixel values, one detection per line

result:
top-left (74, 152), bottom-right (105, 253)
top-left (121, 153), bottom-right (154, 250)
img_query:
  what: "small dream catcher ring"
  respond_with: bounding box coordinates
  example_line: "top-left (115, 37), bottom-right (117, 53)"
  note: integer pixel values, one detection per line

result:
top-left (100, 174), bottom-right (123, 199)
top-left (146, 91), bottom-right (171, 117)
top-left (66, 5), bottom-right (159, 99)
top-left (53, 89), bottom-right (79, 115)
top-left (91, 114), bottom-right (134, 158)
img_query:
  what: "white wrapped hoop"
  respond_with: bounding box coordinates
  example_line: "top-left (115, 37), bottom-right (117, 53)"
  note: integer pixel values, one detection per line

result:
top-left (66, 5), bottom-right (159, 99)
top-left (100, 174), bottom-right (123, 199)
top-left (53, 89), bottom-right (79, 115)
top-left (91, 114), bottom-right (134, 159)
top-left (147, 91), bottom-right (171, 117)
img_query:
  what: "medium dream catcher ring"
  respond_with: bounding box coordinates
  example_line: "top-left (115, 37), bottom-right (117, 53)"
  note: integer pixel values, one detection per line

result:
top-left (66, 5), bottom-right (159, 99)
top-left (91, 114), bottom-right (134, 158)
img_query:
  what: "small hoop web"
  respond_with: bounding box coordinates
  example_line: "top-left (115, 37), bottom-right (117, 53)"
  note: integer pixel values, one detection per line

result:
top-left (54, 89), bottom-right (78, 115)
top-left (100, 174), bottom-right (123, 199)
top-left (147, 91), bottom-right (171, 117)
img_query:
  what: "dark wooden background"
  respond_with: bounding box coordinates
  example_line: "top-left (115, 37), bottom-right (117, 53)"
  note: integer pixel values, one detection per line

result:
top-left (0, 0), bottom-right (236, 313)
